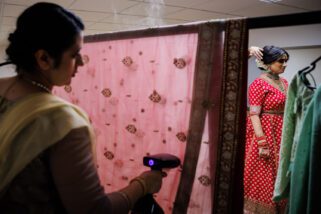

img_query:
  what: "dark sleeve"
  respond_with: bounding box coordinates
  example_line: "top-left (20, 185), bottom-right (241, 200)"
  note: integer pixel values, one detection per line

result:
top-left (49, 127), bottom-right (130, 214)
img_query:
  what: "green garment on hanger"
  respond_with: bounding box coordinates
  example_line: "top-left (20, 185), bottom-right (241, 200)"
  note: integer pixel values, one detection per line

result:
top-left (273, 73), bottom-right (314, 201)
top-left (290, 85), bottom-right (321, 213)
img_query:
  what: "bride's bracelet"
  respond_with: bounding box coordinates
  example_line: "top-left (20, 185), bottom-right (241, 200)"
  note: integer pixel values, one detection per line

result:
top-left (256, 135), bottom-right (268, 147)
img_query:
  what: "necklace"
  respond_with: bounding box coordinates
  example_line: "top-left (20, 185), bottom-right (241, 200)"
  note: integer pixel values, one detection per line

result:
top-left (263, 73), bottom-right (285, 93)
top-left (23, 77), bottom-right (52, 93)
top-left (275, 80), bottom-right (285, 92)
top-left (266, 72), bottom-right (280, 80)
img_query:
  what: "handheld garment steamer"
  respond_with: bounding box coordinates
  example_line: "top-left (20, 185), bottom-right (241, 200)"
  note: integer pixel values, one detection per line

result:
top-left (131, 153), bottom-right (181, 214)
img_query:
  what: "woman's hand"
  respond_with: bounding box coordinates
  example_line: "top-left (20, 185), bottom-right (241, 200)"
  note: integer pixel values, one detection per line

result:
top-left (132, 170), bottom-right (164, 194)
top-left (249, 46), bottom-right (263, 60)
top-left (258, 147), bottom-right (270, 159)
top-left (256, 135), bottom-right (270, 159)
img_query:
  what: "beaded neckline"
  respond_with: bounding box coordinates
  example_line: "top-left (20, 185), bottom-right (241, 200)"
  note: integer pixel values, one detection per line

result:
top-left (23, 77), bottom-right (51, 93)
top-left (266, 72), bottom-right (280, 80)
top-left (261, 75), bottom-right (285, 93)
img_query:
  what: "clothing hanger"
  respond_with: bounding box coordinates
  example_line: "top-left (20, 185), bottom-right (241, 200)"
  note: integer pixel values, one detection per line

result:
top-left (298, 65), bottom-right (316, 90)
top-left (299, 55), bottom-right (321, 90)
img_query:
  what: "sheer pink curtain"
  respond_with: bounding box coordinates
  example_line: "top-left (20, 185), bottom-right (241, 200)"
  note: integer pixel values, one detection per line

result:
top-left (54, 19), bottom-right (248, 214)
top-left (54, 33), bottom-right (199, 213)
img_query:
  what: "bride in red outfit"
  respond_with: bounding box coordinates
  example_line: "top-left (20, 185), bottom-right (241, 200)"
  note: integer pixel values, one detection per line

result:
top-left (244, 46), bottom-right (289, 213)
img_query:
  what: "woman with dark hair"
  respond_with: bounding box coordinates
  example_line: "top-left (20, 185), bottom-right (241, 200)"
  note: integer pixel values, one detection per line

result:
top-left (244, 46), bottom-right (289, 213)
top-left (0, 2), bottom-right (163, 213)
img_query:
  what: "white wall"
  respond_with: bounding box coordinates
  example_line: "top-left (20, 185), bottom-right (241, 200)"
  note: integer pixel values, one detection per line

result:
top-left (285, 48), bottom-right (321, 84)
top-left (249, 24), bottom-right (321, 48)
top-left (248, 47), bottom-right (321, 86)
top-left (0, 44), bottom-right (15, 77)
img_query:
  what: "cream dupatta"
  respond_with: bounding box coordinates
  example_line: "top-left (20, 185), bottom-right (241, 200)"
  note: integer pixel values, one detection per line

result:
top-left (0, 93), bottom-right (93, 191)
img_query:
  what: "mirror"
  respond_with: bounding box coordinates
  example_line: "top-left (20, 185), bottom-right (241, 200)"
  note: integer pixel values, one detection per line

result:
top-left (244, 23), bottom-right (321, 213)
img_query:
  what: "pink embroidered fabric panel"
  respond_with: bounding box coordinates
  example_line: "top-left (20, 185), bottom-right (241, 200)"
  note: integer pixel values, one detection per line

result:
top-left (54, 33), bottom-right (198, 213)
top-left (188, 113), bottom-right (213, 214)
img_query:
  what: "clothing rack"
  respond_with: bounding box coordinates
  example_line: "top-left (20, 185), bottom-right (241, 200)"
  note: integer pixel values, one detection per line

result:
top-left (311, 55), bottom-right (321, 66)
top-left (299, 55), bottom-right (321, 75)
top-left (298, 55), bottom-right (321, 90)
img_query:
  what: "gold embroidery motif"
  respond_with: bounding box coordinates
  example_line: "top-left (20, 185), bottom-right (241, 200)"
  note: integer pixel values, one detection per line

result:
top-left (149, 90), bottom-right (162, 103)
top-left (173, 58), bottom-right (186, 69)
top-left (198, 175), bottom-right (211, 186)
top-left (104, 151), bottom-right (114, 160)
top-left (122, 56), bottom-right (133, 67)
top-left (176, 132), bottom-right (187, 142)
top-left (101, 88), bottom-right (112, 97)
top-left (126, 124), bottom-right (137, 134)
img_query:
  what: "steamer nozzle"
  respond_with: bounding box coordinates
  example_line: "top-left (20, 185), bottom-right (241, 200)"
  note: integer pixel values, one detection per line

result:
top-left (143, 153), bottom-right (181, 170)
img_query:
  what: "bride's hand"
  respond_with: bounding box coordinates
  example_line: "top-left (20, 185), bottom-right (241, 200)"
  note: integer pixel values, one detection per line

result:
top-left (249, 46), bottom-right (263, 60)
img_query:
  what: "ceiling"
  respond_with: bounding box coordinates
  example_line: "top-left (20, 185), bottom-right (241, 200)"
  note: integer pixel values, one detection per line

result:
top-left (0, 0), bottom-right (321, 46)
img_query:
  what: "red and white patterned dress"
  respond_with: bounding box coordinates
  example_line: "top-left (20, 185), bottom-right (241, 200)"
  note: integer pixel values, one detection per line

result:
top-left (244, 77), bottom-right (288, 213)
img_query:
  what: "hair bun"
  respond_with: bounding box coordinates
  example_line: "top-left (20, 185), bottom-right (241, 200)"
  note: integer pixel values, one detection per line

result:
top-left (8, 33), bottom-right (16, 42)
top-left (5, 2), bottom-right (84, 74)
top-left (262, 45), bottom-right (289, 65)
